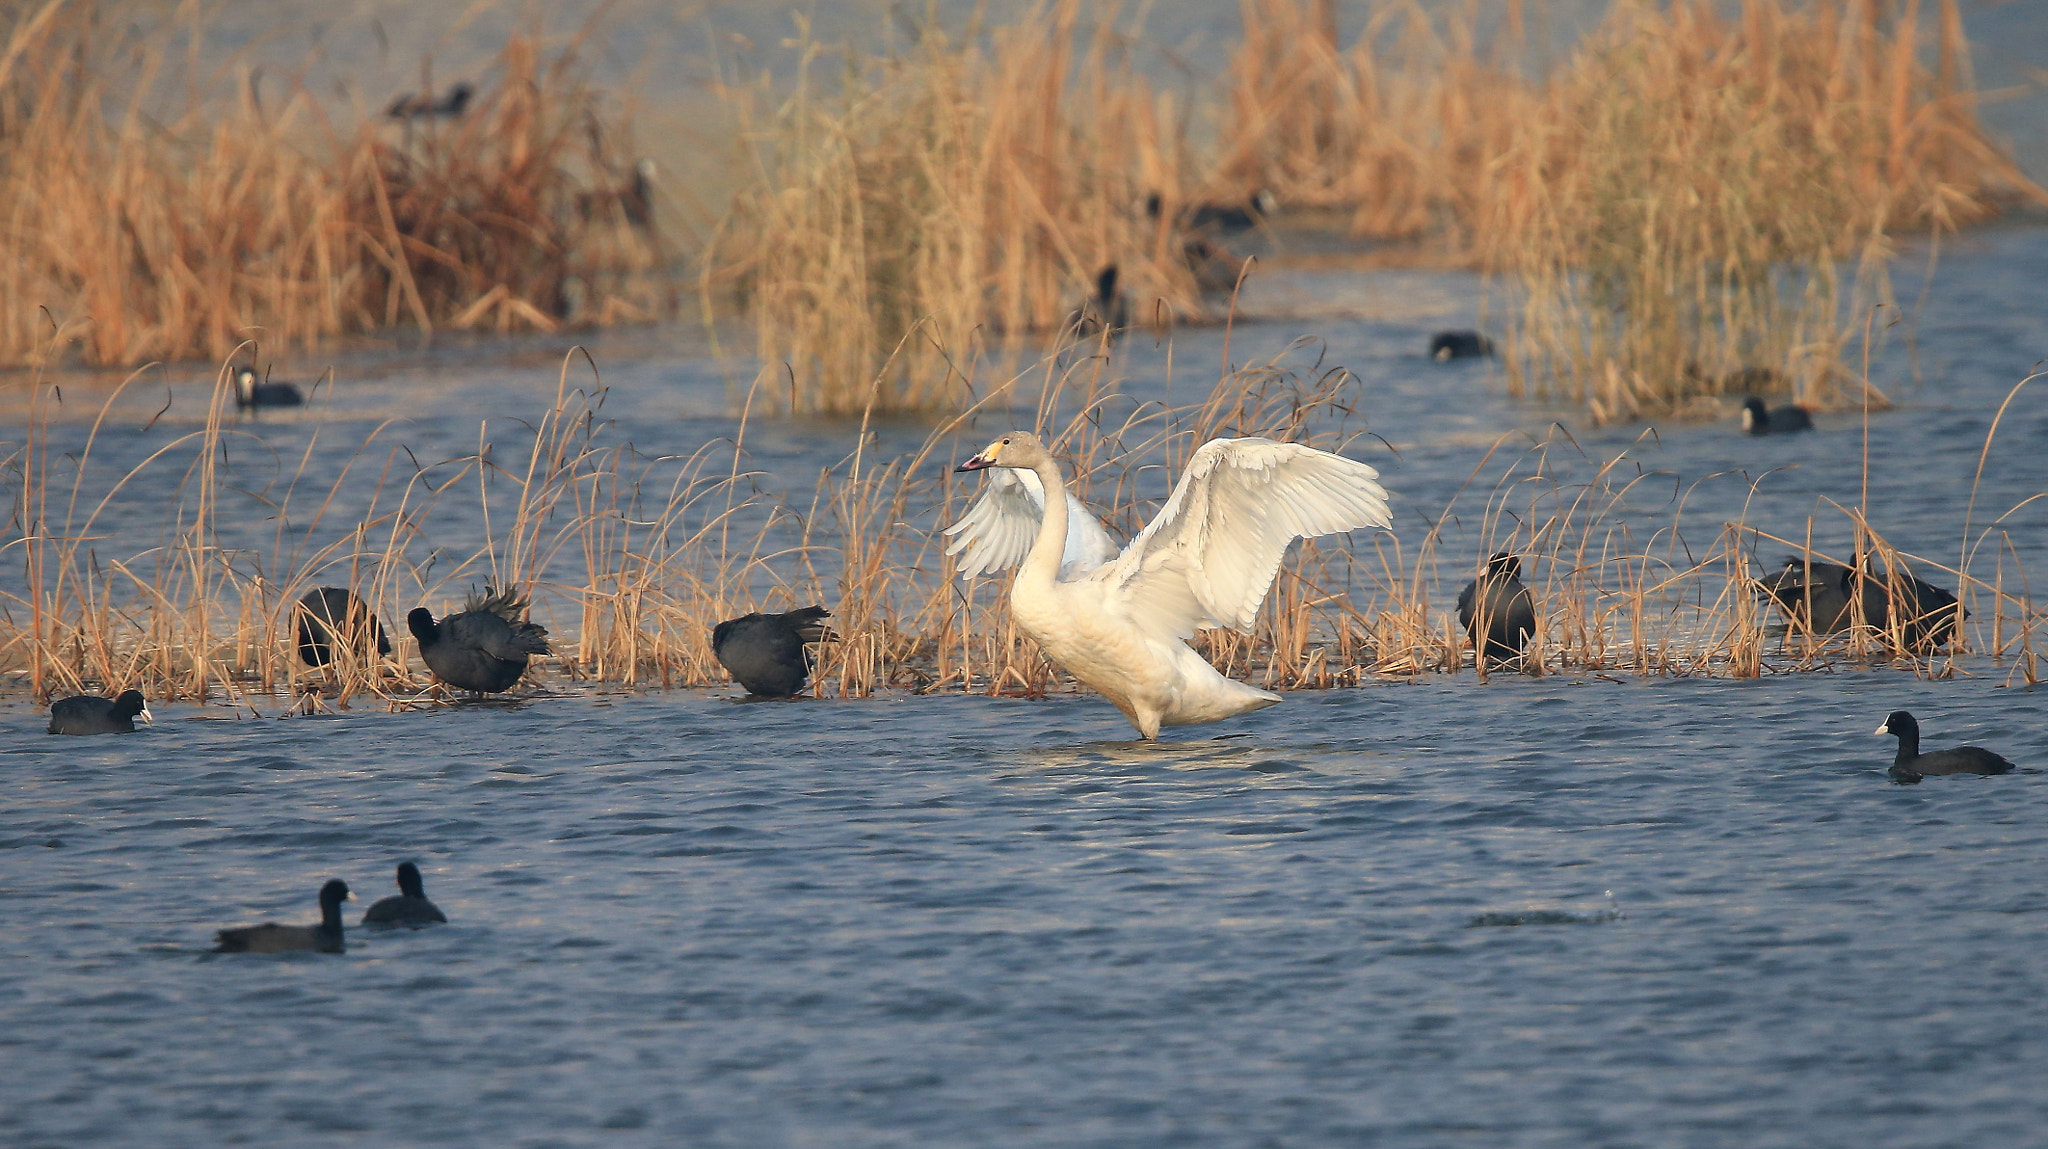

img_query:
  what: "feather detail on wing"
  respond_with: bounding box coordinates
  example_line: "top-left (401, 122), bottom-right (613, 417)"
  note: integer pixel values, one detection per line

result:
top-left (943, 467), bottom-right (1120, 579)
top-left (1096, 437), bottom-right (1393, 637)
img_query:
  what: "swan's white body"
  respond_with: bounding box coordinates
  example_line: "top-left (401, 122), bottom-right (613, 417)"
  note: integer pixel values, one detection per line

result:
top-left (945, 433), bottom-right (1393, 739)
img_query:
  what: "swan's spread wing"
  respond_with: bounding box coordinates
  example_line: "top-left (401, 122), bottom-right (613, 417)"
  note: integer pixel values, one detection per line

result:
top-left (943, 467), bottom-right (1119, 579)
top-left (1098, 438), bottom-right (1393, 635)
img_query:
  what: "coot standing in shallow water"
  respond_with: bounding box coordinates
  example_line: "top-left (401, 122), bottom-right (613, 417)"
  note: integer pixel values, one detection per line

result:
top-left (362, 862), bottom-right (447, 926)
top-left (1740, 396), bottom-right (1813, 434)
top-left (1863, 555), bottom-right (1967, 649)
top-left (408, 588), bottom-right (551, 694)
top-left (47, 690), bottom-right (152, 735)
top-left (712, 606), bottom-right (832, 697)
top-left (1757, 556), bottom-right (1878, 635)
top-left (213, 879), bottom-right (351, 954)
top-left (232, 366), bottom-right (303, 409)
top-left (295, 587), bottom-right (391, 667)
top-left (1875, 710), bottom-right (2016, 784)
top-left (1457, 553), bottom-right (1536, 665)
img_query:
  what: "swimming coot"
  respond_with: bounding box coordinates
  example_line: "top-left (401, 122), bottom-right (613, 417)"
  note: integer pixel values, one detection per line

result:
top-left (232, 366), bottom-right (303, 409)
top-left (47, 690), bottom-right (152, 735)
top-left (361, 862), bottom-right (447, 927)
top-left (295, 586), bottom-right (392, 667)
top-left (712, 606), bottom-right (833, 697)
top-left (1456, 553), bottom-right (1536, 664)
top-left (1430, 331), bottom-right (1494, 361)
top-left (1740, 396), bottom-right (1813, 434)
top-left (408, 588), bottom-right (551, 694)
top-left (213, 879), bottom-right (351, 954)
top-left (1876, 710), bottom-right (2015, 784)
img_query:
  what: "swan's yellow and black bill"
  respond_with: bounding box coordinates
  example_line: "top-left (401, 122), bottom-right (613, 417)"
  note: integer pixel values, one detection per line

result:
top-left (956, 453), bottom-right (994, 472)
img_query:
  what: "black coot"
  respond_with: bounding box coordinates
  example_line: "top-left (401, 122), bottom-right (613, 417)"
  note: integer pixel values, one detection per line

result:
top-left (1067, 265), bottom-right (1131, 338)
top-left (1876, 710), bottom-right (2015, 784)
top-left (1430, 331), bottom-right (1494, 360)
top-left (233, 366), bottom-right (303, 409)
top-left (386, 81), bottom-right (473, 120)
top-left (295, 587), bottom-right (391, 667)
top-left (1757, 556), bottom-right (1884, 635)
top-left (47, 690), bottom-right (151, 735)
top-left (712, 606), bottom-right (832, 697)
top-left (1740, 396), bottom-right (1813, 434)
top-left (1863, 556), bottom-right (1966, 649)
top-left (213, 879), bottom-right (351, 954)
top-left (1148, 189), bottom-right (1275, 234)
top-left (407, 588), bottom-right (551, 694)
top-left (362, 862), bottom-right (447, 926)
top-left (1456, 554), bottom-right (1536, 664)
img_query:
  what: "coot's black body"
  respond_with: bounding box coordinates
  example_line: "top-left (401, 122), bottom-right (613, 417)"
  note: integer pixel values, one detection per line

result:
top-left (712, 606), bottom-right (832, 697)
top-left (408, 588), bottom-right (551, 694)
top-left (1148, 190), bottom-right (1275, 234)
top-left (1758, 555), bottom-right (1964, 650)
top-left (1865, 557), bottom-right (1967, 649)
top-left (295, 587), bottom-right (391, 667)
top-left (1876, 710), bottom-right (2015, 784)
top-left (233, 366), bottom-right (303, 409)
top-left (1456, 553), bottom-right (1536, 664)
top-left (47, 690), bottom-right (151, 735)
top-left (386, 81), bottom-right (473, 120)
top-left (1430, 331), bottom-right (1494, 361)
top-left (1757, 557), bottom-right (1884, 635)
top-left (213, 879), bottom-right (351, 954)
top-left (1740, 396), bottom-right (1813, 434)
top-left (362, 862), bottom-right (447, 927)
top-left (1067, 265), bottom-right (1131, 338)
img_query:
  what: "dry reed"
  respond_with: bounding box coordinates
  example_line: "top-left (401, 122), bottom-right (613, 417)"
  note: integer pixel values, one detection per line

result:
top-left (706, 0), bottom-right (1211, 416)
top-left (0, 4), bottom-right (670, 369)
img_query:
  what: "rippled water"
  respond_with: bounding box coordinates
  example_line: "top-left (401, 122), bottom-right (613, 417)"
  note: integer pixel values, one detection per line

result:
top-left (7, 223), bottom-right (2048, 1145)
top-left (9, 2), bottom-right (2048, 1137)
top-left (7, 669), bottom-right (2047, 1146)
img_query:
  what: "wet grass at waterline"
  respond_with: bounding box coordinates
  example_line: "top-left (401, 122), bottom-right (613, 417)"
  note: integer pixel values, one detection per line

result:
top-left (4, 350), bottom-right (2044, 711)
top-left (0, 6), bottom-right (671, 369)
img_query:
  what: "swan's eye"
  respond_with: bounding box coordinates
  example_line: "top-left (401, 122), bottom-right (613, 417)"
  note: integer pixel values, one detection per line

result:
top-left (1001, 438), bottom-right (1011, 445)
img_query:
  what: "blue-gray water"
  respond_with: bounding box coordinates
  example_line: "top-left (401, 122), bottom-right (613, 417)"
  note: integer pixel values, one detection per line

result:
top-left (6, 222), bottom-right (2048, 1148)
top-left (8, 1), bottom-right (2048, 1141)
top-left (7, 672), bottom-right (2047, 1147)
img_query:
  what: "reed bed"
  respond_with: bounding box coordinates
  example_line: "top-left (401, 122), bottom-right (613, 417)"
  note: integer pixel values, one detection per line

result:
top-left (706, 0), bottom-right (1211, 416)
top-left (0, 5), bottom-right (669, 368)
top-left (5, 349), bottom-right (2043, 710)
top-left (1487, 0), bottom-right (2047, 423)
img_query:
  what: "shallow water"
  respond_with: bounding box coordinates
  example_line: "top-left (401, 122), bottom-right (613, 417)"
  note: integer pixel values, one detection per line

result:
top-left (9, 2), bottom-right (2048, 1137)
top-left (6, 670), bottom-right (2047, 1147)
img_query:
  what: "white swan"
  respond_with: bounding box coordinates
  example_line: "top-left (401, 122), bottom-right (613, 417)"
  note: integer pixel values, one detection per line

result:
top-left (945, 432), bottom-right (1393, 739)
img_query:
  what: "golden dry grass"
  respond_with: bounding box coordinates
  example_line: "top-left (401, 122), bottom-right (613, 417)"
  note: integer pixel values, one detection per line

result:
top-left (705, 0), bottom-right (1213, 416)
top-left (0, 4), bottom-right (670, 369)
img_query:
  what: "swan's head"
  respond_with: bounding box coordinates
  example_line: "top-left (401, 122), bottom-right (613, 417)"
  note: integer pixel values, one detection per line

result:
top-left (956, 432), bottom-right (1049, 472)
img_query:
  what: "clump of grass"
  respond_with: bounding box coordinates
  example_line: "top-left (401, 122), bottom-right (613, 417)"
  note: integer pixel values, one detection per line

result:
top-left (1216, 0), bottom-right (1535, 243)
top-left (0, 8), bottom-right (668, 369)
top-left (1488, 0), bottom-right (2046, 423)
top-left (707, 0), bottom-right (1206, 415)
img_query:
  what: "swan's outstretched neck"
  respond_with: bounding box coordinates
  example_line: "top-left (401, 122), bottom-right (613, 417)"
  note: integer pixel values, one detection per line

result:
top-left (1021, 457), bottom-right (1070, 586)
